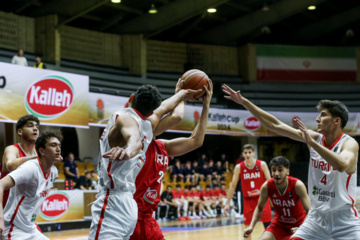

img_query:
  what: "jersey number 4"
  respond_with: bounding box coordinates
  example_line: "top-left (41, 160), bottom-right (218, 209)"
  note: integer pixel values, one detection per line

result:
top-left (320, 175), bottom-right (327, 185)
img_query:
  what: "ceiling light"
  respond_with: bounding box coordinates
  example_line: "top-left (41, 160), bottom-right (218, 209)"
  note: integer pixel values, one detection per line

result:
top-left (111, 0), bottom-right (121, 3)
top-left (308, 5), bottom-right (316, 10)
top-left (149, 4), bottom-right (157, 14)
top-left (207, 8), bottom-right (217, 13)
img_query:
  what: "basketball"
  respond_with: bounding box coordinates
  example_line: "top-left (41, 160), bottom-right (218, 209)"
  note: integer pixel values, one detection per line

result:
top-left (181, 69), bottom-right (209, 99)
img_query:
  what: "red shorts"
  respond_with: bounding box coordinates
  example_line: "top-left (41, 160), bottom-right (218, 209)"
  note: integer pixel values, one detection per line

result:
top-left (265, 221), bottom-right (298, 240)
top-left (243, 197), bottom-right (272, 225)
top-left (129, 212), bottom-right (164, 240)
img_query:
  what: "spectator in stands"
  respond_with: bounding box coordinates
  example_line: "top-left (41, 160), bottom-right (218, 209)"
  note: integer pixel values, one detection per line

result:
top-left (90, 171), bottom-right (98, 190)
top-left (167, 156), bottom-right (175, 173)
top-left (172, 159), bottom-right (184, 182)
top-left (159, 185), bottom-right (177, 221)
top-left (64, 152), bottom-right (80, 183)
top-left (202, 162), bottom-right (212, 182)
top-left (77, 171), bottom-right (94, 190)
top-left (214, 160), bottom-right (226, 182)
top-left (220, 153), bottom-right (230, 172)
top-left (33, 56), bottom-right (46, 69)
top-left (208, 160), bottom-right (217, 179)
top-left (198, 153), bottom-right (208, 167)
top-left (235, 153), bottom-right (245, 165)
top-left (11, 48), bottom-right (28, 66)
top-left (209, 178), bottom-right (219, 189)
top-left (193, 161), bottom-right (204, 183)
top-left (183, 160), bottom-right (195, 184)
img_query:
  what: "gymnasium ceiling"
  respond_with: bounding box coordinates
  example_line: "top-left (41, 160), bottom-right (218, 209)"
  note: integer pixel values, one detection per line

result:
top-left (2, 0), bottom-right (360, 47)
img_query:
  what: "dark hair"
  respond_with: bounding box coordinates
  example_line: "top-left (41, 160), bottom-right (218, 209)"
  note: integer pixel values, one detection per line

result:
top-left (167, 185), bottom-right (172, 189)
top-left (205, 184), bottom-right (210, 189)
top-left (132, 85), bottom-right (162, 116)
top-left (243, 144), bottom-right (254, 151)
top-left (36, 130), bottom-right (63, 154)
top-left (269, 156), bottom-right (290, 169)
top-left (16, 115), bottom-right (40, 134)
top-left (176, 184), bottom-right (181, 188)
top-left (317, 100), bottom-right (348, 129)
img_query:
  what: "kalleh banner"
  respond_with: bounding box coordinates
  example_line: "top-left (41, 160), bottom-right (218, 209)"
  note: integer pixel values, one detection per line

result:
top-left (36, 190), bottom-right (84, 223)
top-left (0, 62), bottom-right (89, 128)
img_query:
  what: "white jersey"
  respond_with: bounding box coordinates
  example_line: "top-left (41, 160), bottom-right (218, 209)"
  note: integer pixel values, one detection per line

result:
top-left (309, 133), bottom-right (358, 213)
top-left (5, 159), bottom-right (57, 232)
top-left (97, 108), bottom-right (153, 194)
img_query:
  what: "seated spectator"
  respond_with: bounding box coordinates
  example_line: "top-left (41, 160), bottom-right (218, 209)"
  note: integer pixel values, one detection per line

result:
top-left (209, 178), bottom-right (219, 189)
top-left (200, 185), bottom-right (215, 218)
top-left (172, 159), bottom-right (184, 182)
top-left (76, 171), bottom-right (94, 190)
top-left (33, 56), bottom-right (46, 69)
top-left (198, 153), bottom-right (208, 167)
top-left (158, 185), bottom-right (178, 221)
top-left (235, 153), bottom-right (244, 165)
top-left (202, 162), bottom-right (212, 182)
top-left (214, 160), bottom-right (226, 182)
top-left (90, 171), bottom-right (98, 190)
top-left (208, 160), bottom-right (217, 179)
top-left (172, 184), bottom-right (189, 221)
top-left (64, 152), bottom-right (80, 183)
top-left (167, 156), bottom-right (175, 173)
top-left (183, 161), bottom-right (195, 184)
top-left (193, 161), bottom-right (204, 183)
top-left (220, 153), bottom-right (230, 172)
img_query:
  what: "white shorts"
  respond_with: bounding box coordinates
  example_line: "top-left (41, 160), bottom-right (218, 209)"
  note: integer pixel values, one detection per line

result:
top-left (291, 207), bottom-right (360, 240)
top-left (5, 224), bottom-right (48, 240)
top-left (88, 190), bottom-right (138, 240)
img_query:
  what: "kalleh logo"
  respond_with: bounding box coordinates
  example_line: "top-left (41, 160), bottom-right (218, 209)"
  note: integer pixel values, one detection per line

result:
top-left (244, 117), bottom-right (261, 130)
top-left (40, 192), bottom-right (70, 220)
top-left (25, 76), bottom-right (74, 120)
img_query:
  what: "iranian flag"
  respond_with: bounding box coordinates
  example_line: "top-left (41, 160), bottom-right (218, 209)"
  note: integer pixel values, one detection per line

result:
top-left (256, 45), bottom-right (357, 82)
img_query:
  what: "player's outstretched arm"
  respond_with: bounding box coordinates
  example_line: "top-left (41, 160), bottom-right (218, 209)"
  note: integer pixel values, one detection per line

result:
top-left (161, 80), bottom-right (213, 157)
top-left (105, 114), bottom-right (142, 161)
top-left (153, 100), bottom-right (185, 137)
top-left (224, 164), bottom-right (240, 215)
top-left (244, 182), bottom-right (269, 238)
top-left (295, 180), bottom-right (311, 214)
top-left (2, 146), bottom-right (37, 172)
top-left (0, 176), bottom-right (15, 238)
top-left (297, 119), bottom-right (359, 174)
top-left (222, 84), bottom-right (318, 142)
top-left (148, 79), bottom-right (200, 131)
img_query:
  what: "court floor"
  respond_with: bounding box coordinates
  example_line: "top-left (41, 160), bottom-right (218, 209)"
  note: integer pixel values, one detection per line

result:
top-left (44, 217), bottom-right (265, 240)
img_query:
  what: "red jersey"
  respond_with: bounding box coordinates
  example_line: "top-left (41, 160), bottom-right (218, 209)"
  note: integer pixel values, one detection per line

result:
top-left (1, 143), bottom-right (34, 207)
top-left (267, 176), bottom-right (306, 226)
top-left (183, 190), bottom-right (191, 198)
top-left (172, 190), bottom-right (183, 199)
top-left (200, 190), bottom-right (212, 201)
top-left (133, 140), bottom-right (169, 213)
top-left (210, 189), bottom-right (221, 200)
top-left (220, 189), bottom-right (227, 197)
top-left (240, 160), bottom-right (266, 198)
top-left (190, 190), bottom-right (201, 200)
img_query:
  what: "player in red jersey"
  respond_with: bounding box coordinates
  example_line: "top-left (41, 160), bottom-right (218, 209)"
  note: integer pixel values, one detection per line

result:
top-left (1, 115), bottom-right (40, 207)
top-left (210, 185), bottom-right (221, 216)
top-left (220, 184), bottom-right (233, 216)
top-left (244, 156), bottom-right (311, 240)
top-left (187, 185), bottom-right (202, 219)
top-left (130, 80), bottom-right (212, 240)
top-left (225, 144), bottom-right (272, 240)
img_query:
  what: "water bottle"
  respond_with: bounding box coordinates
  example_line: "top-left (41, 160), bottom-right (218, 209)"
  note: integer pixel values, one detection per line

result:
top-left (57, 223), bottom-right (61, 231)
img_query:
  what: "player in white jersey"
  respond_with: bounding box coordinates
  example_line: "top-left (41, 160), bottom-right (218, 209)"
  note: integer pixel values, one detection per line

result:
top-left (0, 130), bottom-right (62, 240)
top-left (222, 84), bottom-right (360, 240)
top-left (89, 84), bottom-right (200, 240)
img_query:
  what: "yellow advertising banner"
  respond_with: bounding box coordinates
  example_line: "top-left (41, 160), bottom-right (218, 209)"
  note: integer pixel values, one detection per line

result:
top-left (0, 62), bottom-right (89, 128)
top-left (36, 190), bottom-right (84, 223)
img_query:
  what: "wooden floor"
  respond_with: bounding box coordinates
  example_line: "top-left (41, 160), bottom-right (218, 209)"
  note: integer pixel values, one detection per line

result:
top-left (44, 217), bottom-right (265, 240)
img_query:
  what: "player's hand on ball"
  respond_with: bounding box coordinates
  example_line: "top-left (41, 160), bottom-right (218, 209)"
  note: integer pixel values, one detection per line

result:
top-left (175, 78), bottom-right (183, 93)
top-left (243, 226), bottom-right (253, 238)
top-left (184, 89), bottom-right (203, 102)
top-left (202, 78), bottom-right (213, 105)
top-left (222, 84), bottom-right (244, 105)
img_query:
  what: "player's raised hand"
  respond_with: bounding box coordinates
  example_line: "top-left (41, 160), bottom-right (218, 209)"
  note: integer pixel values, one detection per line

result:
top-left (243, 226), bottom-right (253, 238)
top-left (183, 89), bottom-right (202, 102)
top-left (102, 147), bottom-right (130, 161)
top-left (202, 79), bottom-right (213, 106)
top-left (222, 84), bottom-right (244, 105)
top-left (295, 118), bottom-right (314, 145)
